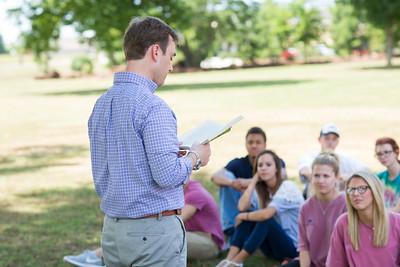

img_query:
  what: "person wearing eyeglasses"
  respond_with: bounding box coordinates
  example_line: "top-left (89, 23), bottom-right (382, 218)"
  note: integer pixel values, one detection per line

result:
top-left (326, 171), bottom-right (400, 267)
top-left (375, 137), bottom-right (400, 212)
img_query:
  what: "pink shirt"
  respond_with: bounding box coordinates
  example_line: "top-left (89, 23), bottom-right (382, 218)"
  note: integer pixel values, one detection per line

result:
top-left (327, 212), bottom-right (400, 267)
top-left (184, 180), bottom-right (225, 250)
top-left (298, 194), bottom-right (347, 267)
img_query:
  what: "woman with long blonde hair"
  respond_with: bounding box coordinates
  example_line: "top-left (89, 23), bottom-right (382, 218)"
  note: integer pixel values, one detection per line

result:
top-left (326, 171), bottom-right (400, 266)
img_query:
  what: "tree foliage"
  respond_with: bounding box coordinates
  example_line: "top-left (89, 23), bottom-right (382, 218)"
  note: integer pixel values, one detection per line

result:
top-left (342, 0), bottom-right (400, 66)
top-left (9, 0), bottom-right (398, 71)
top-left (290, 0), bottom-right (324, 62)
top-left (256, 0), bottom-right (297, 62)
top-left (10, 0), bottom-right (190, 70)
top-left (331, 3), bottom-right (385, 57)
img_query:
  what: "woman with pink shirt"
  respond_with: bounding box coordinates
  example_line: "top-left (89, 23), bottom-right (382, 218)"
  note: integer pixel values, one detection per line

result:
top-left (326, 171), bottom-right (400, 267)
top-left (282, 152), bottom-right (347, 267)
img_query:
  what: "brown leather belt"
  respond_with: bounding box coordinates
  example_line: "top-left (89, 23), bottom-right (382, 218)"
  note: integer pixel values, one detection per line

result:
top-left (111, 209), bottom-right (182, 221)
top-left (143, 209), bottom-right (182, 219)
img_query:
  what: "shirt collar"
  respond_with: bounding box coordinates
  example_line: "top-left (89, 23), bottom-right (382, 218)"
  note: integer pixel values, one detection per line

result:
top-left (113, 72), bottom-right (158, 93)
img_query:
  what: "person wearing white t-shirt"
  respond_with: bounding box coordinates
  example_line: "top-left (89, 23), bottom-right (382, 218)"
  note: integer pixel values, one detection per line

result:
top-left (299, 123), bottom-right (366, 198)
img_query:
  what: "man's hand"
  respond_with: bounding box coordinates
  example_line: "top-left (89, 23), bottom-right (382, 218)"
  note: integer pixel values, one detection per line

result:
top-left (231, 180), bottom-right (244, 191)
top-left (191, 142), bottom-right (211, 167)
top-left (234, 178), bottom-right (251, 191)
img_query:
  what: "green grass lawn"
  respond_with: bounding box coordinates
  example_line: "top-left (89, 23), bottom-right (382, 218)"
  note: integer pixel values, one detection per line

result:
top-left (1, 55), bottom-right (400, 267)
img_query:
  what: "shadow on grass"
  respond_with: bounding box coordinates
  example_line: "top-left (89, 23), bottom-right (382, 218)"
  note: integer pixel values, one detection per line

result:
top-left (43, 79), bottom-right (310, 96)
top-left (358, 65), bottom-right (400, 70)
top-left (0, 187), bottom-right (103, 267)
top-left (0, 182), bottom-right (277, 267)
top-left (0, 145), bottom-right (87, 176)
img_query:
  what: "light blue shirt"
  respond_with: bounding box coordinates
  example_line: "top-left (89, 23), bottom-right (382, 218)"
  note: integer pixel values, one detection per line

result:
top-left (88, 72), bottom-right (192, 218)
top-left (269, 180), bottom-right (304, 247)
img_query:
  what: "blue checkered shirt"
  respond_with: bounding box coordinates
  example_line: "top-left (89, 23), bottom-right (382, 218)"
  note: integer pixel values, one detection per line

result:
top-left (88, 72), bottom-right (193, 218)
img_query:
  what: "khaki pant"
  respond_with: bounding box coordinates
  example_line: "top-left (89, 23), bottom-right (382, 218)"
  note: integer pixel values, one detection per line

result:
top-left (187, 231), bottom-right (219, 260)
top-left (102, 215), bottom-right (186, 267)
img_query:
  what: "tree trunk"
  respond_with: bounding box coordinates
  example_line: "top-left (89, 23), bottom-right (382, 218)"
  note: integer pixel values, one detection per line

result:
top-left (303, 43), bottom-right (308, 63)
top-left (385, 24), bottom-right (394, 67)
top-left (180, 42), bottom-right (196, 68)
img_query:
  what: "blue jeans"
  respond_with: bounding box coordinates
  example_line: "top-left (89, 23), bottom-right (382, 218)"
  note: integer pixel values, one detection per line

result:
top-left (219, 171), bottom-right (259, 240)
top-left (230, 219), bottom-right (298, 261)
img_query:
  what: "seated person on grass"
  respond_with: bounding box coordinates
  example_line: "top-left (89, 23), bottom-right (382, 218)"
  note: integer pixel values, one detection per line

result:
top-left (375, 137), bottom-right (400, 212)
top-left (211, 127), bottom-right (287, 242)
top-left (216, 150), bottom-right (304, 267)
top-left (282, 152), bottom-right (347, 267)
top-left (298, 123), bottom-right (366, 198)
top-left (326, 171), bottom-right (400, 266)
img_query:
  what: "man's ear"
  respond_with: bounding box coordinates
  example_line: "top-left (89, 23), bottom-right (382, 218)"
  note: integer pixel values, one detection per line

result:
top-left (150, 44), bottom-right (160, 62)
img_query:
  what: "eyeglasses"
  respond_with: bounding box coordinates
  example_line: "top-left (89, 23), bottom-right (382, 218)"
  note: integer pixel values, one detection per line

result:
top-left (346, 185), bottom-right (370, 195)
top-left (375, 150), bottom-right (393, 158)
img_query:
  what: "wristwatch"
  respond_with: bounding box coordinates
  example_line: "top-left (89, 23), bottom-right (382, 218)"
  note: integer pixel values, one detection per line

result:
top-left (188, 151), bottom-right (202, 170)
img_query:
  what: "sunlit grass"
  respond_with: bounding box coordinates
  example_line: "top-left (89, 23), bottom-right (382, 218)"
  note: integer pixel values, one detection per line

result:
top-left (1, 54), bottom-right (400, 266)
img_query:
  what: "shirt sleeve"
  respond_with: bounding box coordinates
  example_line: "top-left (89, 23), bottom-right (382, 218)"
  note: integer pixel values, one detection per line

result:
top-left (298, 153), bottom-right (315, 171)
top-left (269, 181), bottom-right (304, 214)
top-left (185, 188), bottom-right (207, 211)
top-left (280, 158), bottom-right (286, 169)
top-left (326, 215), bottom-right (349, 267)
top-left (225, 158), bottom-right (239, 177)
top-left (297, 205), bottom-right (309, 251)
top-left (141, 100), bottom-right (192, 188)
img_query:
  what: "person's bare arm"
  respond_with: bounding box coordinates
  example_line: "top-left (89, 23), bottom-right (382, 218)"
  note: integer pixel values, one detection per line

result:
top-left (211, 168), bottom-right (235, 187)
top-left (237, 175), bottom-right (258, 211)
top-left (299, 250), bottom-right (311, 267)
top-left (235, 207), bottom-right (276, 226)
top-left (180, 204), bottom-right (197, 222)
top-left (299, 167), bottom-right (311, 182)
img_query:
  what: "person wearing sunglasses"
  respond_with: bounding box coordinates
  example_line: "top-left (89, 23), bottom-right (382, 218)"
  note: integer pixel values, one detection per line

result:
top-left (375, 137), bottom-right (400, 212)
top-left (326, 171), bottom-right (400, 267)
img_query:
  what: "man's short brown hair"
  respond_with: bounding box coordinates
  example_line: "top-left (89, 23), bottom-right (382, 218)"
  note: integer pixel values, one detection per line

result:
top-left (123, 16), bottom-right (178, 60)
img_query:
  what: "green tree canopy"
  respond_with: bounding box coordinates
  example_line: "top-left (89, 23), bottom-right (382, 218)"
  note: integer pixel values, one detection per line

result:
top-left (331, 2), bottom-right (385, 57)
top-left (290, 0), bottom-right (324, 62)
top-left (342, 0), bottom-right (400, 66)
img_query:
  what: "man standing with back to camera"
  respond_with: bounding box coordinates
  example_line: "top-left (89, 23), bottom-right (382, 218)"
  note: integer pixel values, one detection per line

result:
top-left (88, 16), bottom-right (211, 267)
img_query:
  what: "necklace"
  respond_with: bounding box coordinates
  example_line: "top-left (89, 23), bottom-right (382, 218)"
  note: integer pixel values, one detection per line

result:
top-left (317, 199), bottom-right (330, 215)
top-left (316, 192), bottom-right (340, 215)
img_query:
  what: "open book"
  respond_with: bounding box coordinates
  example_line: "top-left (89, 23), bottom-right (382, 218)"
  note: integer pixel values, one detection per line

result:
top-left (179, 115), bottom-right (243, 150)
